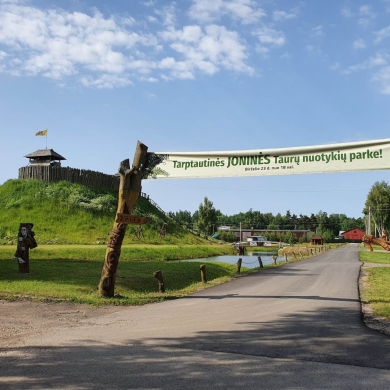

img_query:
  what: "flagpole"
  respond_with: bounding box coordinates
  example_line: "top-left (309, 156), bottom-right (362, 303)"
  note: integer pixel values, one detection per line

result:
top-left (46, 129), bottom-right (48, 149)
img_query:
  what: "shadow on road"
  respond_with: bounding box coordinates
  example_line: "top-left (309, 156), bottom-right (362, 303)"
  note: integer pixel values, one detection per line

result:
top-left (1, 307), bottom-right (390, 389)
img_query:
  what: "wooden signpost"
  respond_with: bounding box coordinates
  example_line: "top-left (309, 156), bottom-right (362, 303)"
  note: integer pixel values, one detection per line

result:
top-left (98, 141), bottom-right (148, 297)
top-left (115, 214), bottom-right (148, 225)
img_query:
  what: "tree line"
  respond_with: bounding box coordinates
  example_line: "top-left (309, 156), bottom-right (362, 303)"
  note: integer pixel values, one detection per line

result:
top-left (168, 199), bottom-right (365, 243)
top-left (168, 180), bottom-right (390, 243)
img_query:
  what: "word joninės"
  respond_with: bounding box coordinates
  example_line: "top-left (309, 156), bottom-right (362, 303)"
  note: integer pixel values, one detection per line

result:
top-left (170, 149), bottom-right (382, 170)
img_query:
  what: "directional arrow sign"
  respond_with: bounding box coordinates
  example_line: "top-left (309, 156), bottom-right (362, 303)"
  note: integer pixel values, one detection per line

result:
top-left (115, 214), bottom-right (148, 225)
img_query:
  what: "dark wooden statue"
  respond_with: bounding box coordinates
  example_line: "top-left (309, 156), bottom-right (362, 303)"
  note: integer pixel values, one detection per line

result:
top-left (98, 141), bottom-right (148, 297)
top-left (14, 223), bottom-right (38, 273)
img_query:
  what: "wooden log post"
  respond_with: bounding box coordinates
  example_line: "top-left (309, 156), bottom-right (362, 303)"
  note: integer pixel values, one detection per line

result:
top-left (98, 141), bottom-right (148, 297)
top-left (272, 255), bottom-right (277, 265)
top-left (285, 253), bottom-right (288, 262)
top-left (299, 251), bottom-right (303, 259)
top-left (237, 258), bottom-right (242, 274)
top-left (258, 256), bottom-right (263, 268)
top-left (154, 270), bottom-right (165, 292)
top-left (292, 252), bottom-right (297, 259)
top-left (200, 264), bottom-right (207, 283)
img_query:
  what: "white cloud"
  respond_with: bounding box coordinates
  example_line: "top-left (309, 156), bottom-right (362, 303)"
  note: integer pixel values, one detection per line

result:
top-left (0, 2), bottom-right (159, 84)
top-left (0, 1), bottom-right (256, 88)
top-left (357, 4), bottom-right (376, 27)
top-left (188, 0), bottom-right (266, 25)
top-left (154, 3), bottom-right (176, 26)
top-left (330, 62), bottom-right (340, 71)
top-left (341, 55), bottom-right (387, 75)
top-left (80, 74), bottom-right (133, 88)
top-left (160, 24), bottom-right (254, 78)
top-left (143, 91), bottom-right (157, 99)
top-left (353, 39), bottom-right (366, 49)
top-left (374, 25), bottom-right (390, 44)
top-left (383, 0), bottom-right (390, 13)
top-left (252, 27), bottom-right (285, 47)
top-left (311, 25), bottom-right (325, 38)
top-left (372, 66), bottom-right (390, 94)
top-left (341, 7), bottom-right (353, 18)
top-left (305, 44), bottom-right (326, 61)
top-left (359, 5), bottom-right (376, 17)
top-left (272, 10), bottom-right (297, 22)
top-left (147, 15), bottom-right (158, 23)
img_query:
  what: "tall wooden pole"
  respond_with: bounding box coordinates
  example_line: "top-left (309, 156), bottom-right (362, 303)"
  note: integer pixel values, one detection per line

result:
top-left (98, 141), bottom-right (148, 297)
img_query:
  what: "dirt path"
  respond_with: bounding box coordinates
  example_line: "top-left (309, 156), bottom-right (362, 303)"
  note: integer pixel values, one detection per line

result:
top-left (0, 300), bottom-right (120, 348)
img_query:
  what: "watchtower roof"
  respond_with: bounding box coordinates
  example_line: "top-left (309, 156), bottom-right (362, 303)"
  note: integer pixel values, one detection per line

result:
top-left (24, 149), bottom-right (66, 160)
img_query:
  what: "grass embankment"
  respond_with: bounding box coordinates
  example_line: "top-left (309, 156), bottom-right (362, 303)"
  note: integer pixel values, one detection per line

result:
top-left (359, 248), bottom-right (390, 319)
top-left (1, 244), bottom-right (241, 305)
top-left (0, 179), bottom-right (208, 245)
top-left (0, 179), bottom-right (240, 305)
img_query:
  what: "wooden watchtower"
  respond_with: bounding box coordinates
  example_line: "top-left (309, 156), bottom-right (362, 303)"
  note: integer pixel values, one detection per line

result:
top-left (24, 149), bottom-right (66, 167)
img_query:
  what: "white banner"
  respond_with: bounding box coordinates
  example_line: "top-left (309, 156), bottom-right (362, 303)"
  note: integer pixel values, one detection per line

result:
top-left (144, 138), bottom-right (390, 179)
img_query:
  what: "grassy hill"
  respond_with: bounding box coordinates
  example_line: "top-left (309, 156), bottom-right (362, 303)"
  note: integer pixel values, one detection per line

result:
top-left (0, 179), bottom-right (207, 245)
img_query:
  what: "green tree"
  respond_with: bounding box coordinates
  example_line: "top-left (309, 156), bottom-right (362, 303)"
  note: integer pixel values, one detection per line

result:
top-left (363, 181), bottom-right (390, 236)
top-left (220, 231), bottom-right (236, 242)
top-left (197, 197), bottom-right (218, 236)
top-left (169, 209), bottom-right (193, 228)
top-left (316, 210), bottom-right (329, 233)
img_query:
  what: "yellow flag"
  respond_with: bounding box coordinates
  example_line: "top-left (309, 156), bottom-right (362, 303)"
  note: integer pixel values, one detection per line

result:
top-left (35, 130), bottom-right (48, 136)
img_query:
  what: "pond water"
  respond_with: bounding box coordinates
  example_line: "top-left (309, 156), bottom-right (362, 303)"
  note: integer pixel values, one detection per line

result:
top-left (180, 251), bottom-right (285, 269)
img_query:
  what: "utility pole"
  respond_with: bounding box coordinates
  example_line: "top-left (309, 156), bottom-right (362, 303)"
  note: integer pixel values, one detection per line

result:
top-left (368, 205), bottom-right (371, 235)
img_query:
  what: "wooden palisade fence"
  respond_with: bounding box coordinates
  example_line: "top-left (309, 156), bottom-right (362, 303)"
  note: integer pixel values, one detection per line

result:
top-left (19, 166), bottom-right (120, 189)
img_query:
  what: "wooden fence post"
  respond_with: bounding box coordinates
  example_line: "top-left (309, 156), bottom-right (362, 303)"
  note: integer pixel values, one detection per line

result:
top-left (200, 264), bottom-right (207, 283)
top-left (154, 270), bottom-right (165, 292)
top-left (272, 255), bottom-right (277, 265)
top-left (258, 256), bottom-right (263, 268)
top-left (285, 253), bottom-right (288, 262)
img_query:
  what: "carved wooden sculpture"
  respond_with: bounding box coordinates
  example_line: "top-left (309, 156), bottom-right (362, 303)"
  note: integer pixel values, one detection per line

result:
top-left (98, 141), bottom-right (148, 297)
top-left (14, 223), bottom-right (38, 273)
top-left (159, 222), bottom-right (167, 239)
top-left (362, 234), bottom-right (390, 252)
top-left (134, 225), bottom-right (144, 240)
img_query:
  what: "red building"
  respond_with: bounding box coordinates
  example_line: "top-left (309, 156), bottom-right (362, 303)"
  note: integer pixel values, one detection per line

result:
top-left (311, 235), bottom-right (323, 245)
top-left (341, 228), bottom-right (365, 242)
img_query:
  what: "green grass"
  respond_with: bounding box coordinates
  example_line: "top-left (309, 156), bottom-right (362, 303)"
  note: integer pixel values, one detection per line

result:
top-left (359, 250), bottom-right (390, 264)
top-left (0, 179), bottom-right (244, 305)
top-left (0, 179), bottom-right (209, 245)
top-left (360, 267), bottom-right (390, 318)
top-left (0, 245), bottom-right (248, 306)
top-left (359, 249), bottom-right (390, 319)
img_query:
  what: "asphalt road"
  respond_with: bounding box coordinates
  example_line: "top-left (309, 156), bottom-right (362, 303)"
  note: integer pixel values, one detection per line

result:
top-left (1, 244), bottom-right (390, 389)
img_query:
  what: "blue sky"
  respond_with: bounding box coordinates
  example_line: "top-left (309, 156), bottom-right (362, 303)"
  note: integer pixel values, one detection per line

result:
top-left (1, 0), bottom-right (390, 219)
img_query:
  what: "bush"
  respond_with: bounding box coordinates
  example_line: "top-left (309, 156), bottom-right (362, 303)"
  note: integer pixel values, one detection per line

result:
top-left (220, 231), bottom-right (237, 242)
